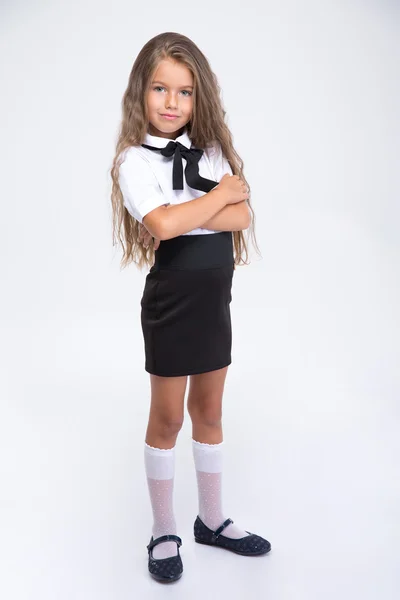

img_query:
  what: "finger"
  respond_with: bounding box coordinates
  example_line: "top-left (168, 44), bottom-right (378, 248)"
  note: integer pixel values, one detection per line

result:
top-left (142, 230), bottom-right (150, 247)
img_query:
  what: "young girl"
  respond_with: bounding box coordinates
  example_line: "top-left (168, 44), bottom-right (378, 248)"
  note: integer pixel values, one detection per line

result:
top-left (110, 32), bottom-right (271, 583)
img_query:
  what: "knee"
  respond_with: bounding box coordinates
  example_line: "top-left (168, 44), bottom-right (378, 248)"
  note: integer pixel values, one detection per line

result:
top-left (188, 404), bottom-right (222, 428)
top-left (153, 415), bottom-right (184, 438)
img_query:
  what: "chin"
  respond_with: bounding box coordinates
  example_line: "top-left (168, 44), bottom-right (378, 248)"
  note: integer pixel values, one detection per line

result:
top-left (149, 117), bottom-right (188, 138)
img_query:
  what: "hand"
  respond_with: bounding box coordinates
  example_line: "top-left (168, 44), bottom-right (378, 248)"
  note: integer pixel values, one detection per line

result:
top-left (216, 173), bottom-right (249, 205)
top-left (139, 223), bottom-right (161, 251)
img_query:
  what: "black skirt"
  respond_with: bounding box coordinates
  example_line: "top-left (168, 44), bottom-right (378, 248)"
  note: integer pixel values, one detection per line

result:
top-left (140, 231), bottom-right (234, 377)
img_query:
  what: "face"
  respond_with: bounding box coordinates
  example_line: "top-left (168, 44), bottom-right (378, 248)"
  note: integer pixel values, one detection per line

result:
top-left (146, 58), bottom-right (194, 139)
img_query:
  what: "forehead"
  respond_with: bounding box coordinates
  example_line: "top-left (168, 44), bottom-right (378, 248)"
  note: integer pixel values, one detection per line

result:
top-left (152, 59), bottom-right (194, 86)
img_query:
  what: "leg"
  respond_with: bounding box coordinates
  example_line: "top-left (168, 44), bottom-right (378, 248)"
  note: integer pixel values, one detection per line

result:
top-left (187, 366), bottom-right (228, 444)
top-left (145, 373), bottom-right (188, 448)
top-left (187, 367), bottom-right (249, 539)
top-left (144, 374), bottom-right (187, 559)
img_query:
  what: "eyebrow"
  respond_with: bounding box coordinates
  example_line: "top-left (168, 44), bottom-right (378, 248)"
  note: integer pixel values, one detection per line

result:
top-left (152, 80), bottom-right (194, 89)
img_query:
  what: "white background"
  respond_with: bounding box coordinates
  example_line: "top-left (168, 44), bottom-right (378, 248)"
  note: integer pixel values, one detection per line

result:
top-left (1, 0), bottom-right (399, 598)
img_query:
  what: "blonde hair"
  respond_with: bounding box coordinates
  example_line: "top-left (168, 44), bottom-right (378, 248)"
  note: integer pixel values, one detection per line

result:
top-left (110, 32), bottom-right (261, 270)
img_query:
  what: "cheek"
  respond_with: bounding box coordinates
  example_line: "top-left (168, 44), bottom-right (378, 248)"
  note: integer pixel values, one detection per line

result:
top-left (184, 98), bottom-right (194, 116)
top-left (147, 92), bottom-right (159, 111)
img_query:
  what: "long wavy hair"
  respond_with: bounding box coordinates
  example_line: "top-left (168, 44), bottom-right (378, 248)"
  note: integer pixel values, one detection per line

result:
top-left (110, 32), bottom-right (261, 271)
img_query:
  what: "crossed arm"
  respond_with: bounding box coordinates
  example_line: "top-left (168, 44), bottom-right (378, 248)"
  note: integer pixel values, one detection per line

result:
top-left (145, 200), bottom-right (250, 235)
top-left (140, 198), bottom-right (251, 246)
top-left (200, 200), bottom-right (251, 231)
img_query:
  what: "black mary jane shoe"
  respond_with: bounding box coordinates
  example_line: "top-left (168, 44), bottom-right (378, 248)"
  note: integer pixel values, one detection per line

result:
top-left (147, 534), bottom-right (183, 583)
top-left (194, 516), bottom-right (271, 556)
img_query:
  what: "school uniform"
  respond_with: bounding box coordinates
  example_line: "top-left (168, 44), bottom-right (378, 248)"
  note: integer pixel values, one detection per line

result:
top-left (119, 128), bottom-right (235, 377)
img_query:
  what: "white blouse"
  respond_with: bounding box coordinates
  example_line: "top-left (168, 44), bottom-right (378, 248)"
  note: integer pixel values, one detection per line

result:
top-left (118, 128), bottom-right (233, 235)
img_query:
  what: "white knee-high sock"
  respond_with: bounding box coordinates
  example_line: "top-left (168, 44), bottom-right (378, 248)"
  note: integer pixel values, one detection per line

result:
top-left (144, 442), bottom-right (178, 559)
top-left (192, 439), bottom-right (250, 539)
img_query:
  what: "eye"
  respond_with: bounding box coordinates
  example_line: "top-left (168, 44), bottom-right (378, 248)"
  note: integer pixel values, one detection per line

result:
top-left (152, 86), bottom-right (192, 96)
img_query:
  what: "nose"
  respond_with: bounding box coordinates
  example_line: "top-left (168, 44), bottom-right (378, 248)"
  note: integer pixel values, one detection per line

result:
top-left (166, 92), bottom-right (178, 109)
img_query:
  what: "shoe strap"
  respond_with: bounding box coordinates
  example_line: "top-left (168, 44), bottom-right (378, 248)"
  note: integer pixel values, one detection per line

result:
top-left (211, 518), bottom-right (234, 542)
top-left (147, 534), bottom-right (182, 553)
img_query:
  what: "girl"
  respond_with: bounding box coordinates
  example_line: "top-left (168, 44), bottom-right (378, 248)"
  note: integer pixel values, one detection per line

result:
top-left (110, 32), bottom-right (271, 583)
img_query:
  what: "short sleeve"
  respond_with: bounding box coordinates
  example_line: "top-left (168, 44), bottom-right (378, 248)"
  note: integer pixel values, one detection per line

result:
top-left (213, 142), bottom-right (233, 181)
top-left (119, 150), bottom-right (168, 224)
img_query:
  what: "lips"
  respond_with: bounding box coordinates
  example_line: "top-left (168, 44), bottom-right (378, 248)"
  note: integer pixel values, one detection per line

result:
top-left (161, 114), bottom-right (179, 118)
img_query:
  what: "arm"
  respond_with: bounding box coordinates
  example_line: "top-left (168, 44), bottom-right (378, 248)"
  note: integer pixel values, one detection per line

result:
top-left (201, 200), bottom-right (251, 231)
top-left (120, 151), bottom-right (227, 239)
top-left (143, 188), bottom-right (227, 240)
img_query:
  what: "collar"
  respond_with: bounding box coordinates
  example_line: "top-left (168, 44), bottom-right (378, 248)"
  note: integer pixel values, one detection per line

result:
top-left (143, 127), bottom-right (192, 149)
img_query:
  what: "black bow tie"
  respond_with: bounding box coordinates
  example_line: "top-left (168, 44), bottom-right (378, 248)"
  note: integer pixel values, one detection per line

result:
top-left (141, 140), bottom-right (218, 193)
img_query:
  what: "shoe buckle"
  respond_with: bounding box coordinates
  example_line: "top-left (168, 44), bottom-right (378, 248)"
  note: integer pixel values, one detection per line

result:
top-left (211, 517), bottom-right (233, 542)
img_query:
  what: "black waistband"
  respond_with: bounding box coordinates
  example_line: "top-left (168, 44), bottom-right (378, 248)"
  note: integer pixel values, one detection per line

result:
top-left (151, 231), bottom-right (234, 271)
